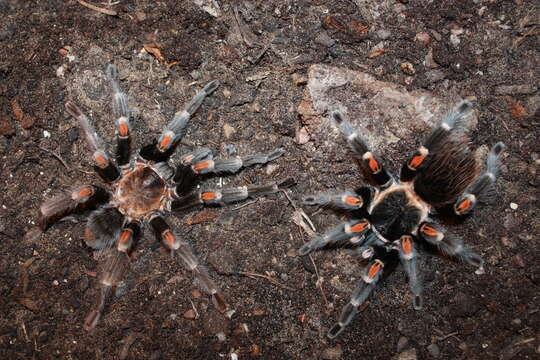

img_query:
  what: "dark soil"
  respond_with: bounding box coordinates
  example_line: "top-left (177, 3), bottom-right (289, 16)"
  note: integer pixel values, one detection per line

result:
top-left (0, 1), bottom-right (538, 359)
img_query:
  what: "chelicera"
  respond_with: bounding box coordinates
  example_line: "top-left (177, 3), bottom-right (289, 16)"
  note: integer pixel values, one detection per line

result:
top-left (300, 101), bottom-right (505, 338)
top-left (38, 64), bottom-right (292, 330)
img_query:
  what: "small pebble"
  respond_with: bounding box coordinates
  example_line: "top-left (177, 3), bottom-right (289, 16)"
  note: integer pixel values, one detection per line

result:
top-left (400, 62), bottom-right (415, 75)
top-left (52, 280), bottom-right (59, 286)
top-left (415, 32), bottom-right (430, 45)
top-left (223, 123), bottom-right (235, 139)
top-left (397, 336), bottom-right (409, 352)
top-left (376, 29), bottom-right (392, 40)
top-left (216, 332), bottom-right (226, 342)
top-left (183, 309), bottom-right (197, 319)
top-left (427, 343), bottom-right (440, 358)
top-left (67, 127), bottom-right (79, 142)
top-left (509, 202), bottom-right (518, 210)
top-left (292, 73), bottom-right (308, 86)
top-left (513, 255), bottom-right (525, 268)
top-left (43, 130), bottom-right (51, 138)
top-left (321, 345), bottom-right (343, 360)
top-left (395, 348), bottom-right (417, 360)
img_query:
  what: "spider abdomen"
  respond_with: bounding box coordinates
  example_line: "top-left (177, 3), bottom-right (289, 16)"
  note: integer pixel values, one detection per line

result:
top-left (114, 165), bottom-right (168, 219)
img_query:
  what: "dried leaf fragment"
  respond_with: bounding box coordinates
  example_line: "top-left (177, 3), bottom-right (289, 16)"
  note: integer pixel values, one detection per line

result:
top-left (11, 98), bottom-right (23, 122)
top-left (368, 49), bottom-right (386, 58)
top-left (143, 43), bottom-right (165, 62)
top-left (185, 209), bottom-right (218, 225)
top-left (0, 115), bottom-right (15, 135)
top-left (504, 97), bottom-right (528, 118)
top-left (322, 15), bottom-right (369, 42)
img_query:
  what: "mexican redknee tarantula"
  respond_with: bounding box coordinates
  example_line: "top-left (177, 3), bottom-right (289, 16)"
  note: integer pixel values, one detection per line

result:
top-left (38, 64), bottom-right (292, 330)
top-left (299, 101), bottom-right (505, 338)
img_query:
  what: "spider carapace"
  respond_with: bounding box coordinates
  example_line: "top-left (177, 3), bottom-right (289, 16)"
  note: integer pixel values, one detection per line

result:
top-left (38, 64), bottom-right (293, 330)
top-left (300, 101), bottom-right (505, 338)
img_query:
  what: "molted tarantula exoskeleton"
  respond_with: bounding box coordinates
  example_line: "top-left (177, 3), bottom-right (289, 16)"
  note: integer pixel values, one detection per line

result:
top-left (38, 64), bottom-right (293, 330)
top-left (299, 101), bottom-right (505, 338)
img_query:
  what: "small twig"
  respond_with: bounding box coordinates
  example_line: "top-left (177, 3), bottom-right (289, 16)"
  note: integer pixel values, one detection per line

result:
top-left (21, 321), bottom-right (29, 343)
top-left (434, 331), bottom-right (460, 342)
top-left (282, 190), bottom-right (330, 309)
top-left (78, 0), bottom-right (118, 16)
top-left (234, 271), bottom-right (295, 291)
top-left (188, 298), bottom-right (200, 319)
top-left (514, 337), bottom-right (535, 346)
top-left (232, 198), bottom-right (259, 211)
top-left (38, 146), bottom-right (70, 170)
top-left (232, 4), bottom-right (257, 48)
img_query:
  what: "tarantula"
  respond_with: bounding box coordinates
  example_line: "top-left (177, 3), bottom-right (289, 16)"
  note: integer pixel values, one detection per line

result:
top-left (299, 101), bottom-right (505, 338)
top-left (38, 64), bottom-right (292, 330)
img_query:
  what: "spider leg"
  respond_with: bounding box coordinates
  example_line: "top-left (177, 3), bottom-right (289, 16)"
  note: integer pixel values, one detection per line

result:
top-left (170, 178), bottom-right (295, 211)
top-left (172, 149), bottom-right (214, 197)
top-left (332, 111), bottom-right (393, 187)
top-left (149, 215), bottom-right (228, 312)
top-left (302, 191), bottom-right (364, 211)
top-left (400, 100), bottom-right (473, 182)
top-left (454, 142), bottom-right (505, 216)
top-left (298, 219), bottom-right (371, 255)
top-left (179, 148), bottom-right (213, 165)
top-left (327, 257), bottom-right (386, 339)
top-left (106, 64), bottom-right (132, 167)
top-left (396, 235), bottom-right (423, 310)
top-left (419, 222), bottom-right (484, 273)
top-left (191, 148), bottom-right (285, 175)
top-left (84, 248), bottom-right (131, 331)
top-left (65, 102), bottom-right (120, 182)
top-left (38, 185), bottom-right (109, 231)
top-left (139, 81), bottom-right (220, 162)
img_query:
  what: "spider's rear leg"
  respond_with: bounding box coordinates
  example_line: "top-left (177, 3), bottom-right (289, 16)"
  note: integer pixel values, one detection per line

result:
top-left (454, 142), bottom-right (505, 216)
top-left (65, 102), bottom-right (120, 182)
top-left (170, 178), bottom-right (295, 211)
top-left (419, 222), bottom-right (484, 274)
top-left (83, 212), bottom-right (137, 330)
top-left (84, 248), bottom-right (131, 331)
top-left (396, 235), bottom-right (423, 310)
top-left (327, 256), bottom-right (386, 339)
top-left (332, 111), bottom-right (392, 187)
top-left (139, 81), bottom-right (220, 163)
top-left (400, 100), bottom-right (473, 182)
top-left (298, 219), bottom-right (371, 255)
top-left (191, 148), bottom-right (285, 175)
top-left (38, 185), bottom-right (109, 231)
top-left (106, 64), bottom-right (132, 167)
top-left (149, 215), bottom-right (228, 312)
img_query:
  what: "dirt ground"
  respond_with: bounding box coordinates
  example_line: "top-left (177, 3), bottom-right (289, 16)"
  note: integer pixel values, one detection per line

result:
top-left (0, 1), bottom-right (539, 359)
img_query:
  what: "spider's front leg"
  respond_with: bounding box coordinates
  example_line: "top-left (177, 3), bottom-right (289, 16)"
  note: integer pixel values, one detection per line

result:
top-left (328, 254), bottom-right (389, 339)
top-left (170, 178), bottom-right (295, 211)
top-left (139, 81), bottom-right (220, 163)
top-left (38, 185), bottom-right (109, 231)
top-left (106, 64), bottom-right (132, 167)
top-left (149, 215), bottom-right (228, 312)
top-left (190, 148), bottom-right (285, 175)
top-left (454, 142), bottom-right (505, 215)
top-left (65, 102), bottom-right (120, 182)
top-left (419, 222), bottom-right (484, 273)
top-left (332, 111), bottom-right (392, 187)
